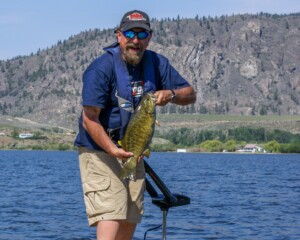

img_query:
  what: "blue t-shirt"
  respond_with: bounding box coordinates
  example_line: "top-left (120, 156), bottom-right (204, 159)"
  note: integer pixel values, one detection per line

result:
top-left (74, 46), bottom-right (190, 150)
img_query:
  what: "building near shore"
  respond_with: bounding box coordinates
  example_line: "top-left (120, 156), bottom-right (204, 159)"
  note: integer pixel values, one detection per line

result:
top-left (19, 133), bottom-right (34, 139)
top-left (236, 144), bottom-right (266, 153)
top-left (177, 149), bottom-right (187, 153)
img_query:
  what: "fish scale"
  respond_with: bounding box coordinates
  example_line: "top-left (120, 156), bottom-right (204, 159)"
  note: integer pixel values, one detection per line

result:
top-left (119, 93), bottom-right (156, 180)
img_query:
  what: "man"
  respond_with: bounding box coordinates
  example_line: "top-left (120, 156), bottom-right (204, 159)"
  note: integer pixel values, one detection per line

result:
top-left (75, 9), bottom-right (196, 240)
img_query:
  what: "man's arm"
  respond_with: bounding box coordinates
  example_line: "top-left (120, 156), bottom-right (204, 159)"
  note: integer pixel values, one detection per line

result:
top-left (154, 86), bottom-right (196, 106)
top-left (82, 106), bottom-right (133, 160)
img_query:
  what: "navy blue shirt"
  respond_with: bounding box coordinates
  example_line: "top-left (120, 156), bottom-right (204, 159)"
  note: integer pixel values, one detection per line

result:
top-left (74, 46), bottom-right (190, 150)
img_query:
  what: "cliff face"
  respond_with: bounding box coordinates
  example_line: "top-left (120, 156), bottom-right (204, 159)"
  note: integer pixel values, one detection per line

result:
top-left (0, 13), bottom-right (299, 130)
top-left (151, 14), bottom-right (300, 116)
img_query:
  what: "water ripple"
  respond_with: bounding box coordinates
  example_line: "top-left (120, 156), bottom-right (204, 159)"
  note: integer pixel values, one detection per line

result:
top-left (0, 151), bottom-right (299, 239)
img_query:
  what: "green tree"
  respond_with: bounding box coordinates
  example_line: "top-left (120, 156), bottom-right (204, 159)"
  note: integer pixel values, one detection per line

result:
top-left (224, 140), bottom-right (237, 152)
top-left (200, 140), bottom-right (223, 152)
top-left (11, 128), bottom-right (19, 139)
top-left (58, 143), bottom-right (70, 151)
top-left (264, 140), bottom-right (280, 153)
top-left (279, 143), bottom-right (300, 153)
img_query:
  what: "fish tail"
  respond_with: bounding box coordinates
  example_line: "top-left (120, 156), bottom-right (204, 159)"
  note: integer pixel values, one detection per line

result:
top-left (120, 168), bottom-right (137, 181)
top-left (128, 169), bottom-right (137, 181)
top-left (120, 157), bottom-right (138, 180)
top-left (120, 168), bottom-right (131, 180)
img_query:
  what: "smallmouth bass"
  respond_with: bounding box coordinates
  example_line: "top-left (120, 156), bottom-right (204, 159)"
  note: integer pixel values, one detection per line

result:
top-left (119, 93), bottom-right (156, 180)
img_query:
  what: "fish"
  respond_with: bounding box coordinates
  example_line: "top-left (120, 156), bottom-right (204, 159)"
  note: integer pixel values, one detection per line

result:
top-left (118, 92), bottom-right (156, 180)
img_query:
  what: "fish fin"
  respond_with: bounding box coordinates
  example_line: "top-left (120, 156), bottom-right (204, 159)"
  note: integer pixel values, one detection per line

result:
top-left (155, 120), bottom-right (160, 126)
top-left (118, 140), bottom-right (122, 146)
top-left (142, 149), bottom-right (151, 157)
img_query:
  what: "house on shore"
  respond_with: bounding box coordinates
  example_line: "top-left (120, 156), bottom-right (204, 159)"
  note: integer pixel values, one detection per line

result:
top-left (177, 149), bottom-right (187, 153)
top-left (19, 133), bottom-right (34, 139)
top-left (236, 144), bottom-right (266, 153)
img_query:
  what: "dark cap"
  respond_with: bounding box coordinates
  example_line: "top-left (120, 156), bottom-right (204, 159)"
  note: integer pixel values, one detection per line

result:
top-left (119, 10), bottom-right (152, 32)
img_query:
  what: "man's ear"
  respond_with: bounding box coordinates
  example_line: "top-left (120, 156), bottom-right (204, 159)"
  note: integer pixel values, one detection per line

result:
top-left (116, 31), bottom-right (121, 42)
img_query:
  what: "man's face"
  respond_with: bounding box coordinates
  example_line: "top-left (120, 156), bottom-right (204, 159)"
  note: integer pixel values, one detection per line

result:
top-left (117, 27), bottom-right (152, 66)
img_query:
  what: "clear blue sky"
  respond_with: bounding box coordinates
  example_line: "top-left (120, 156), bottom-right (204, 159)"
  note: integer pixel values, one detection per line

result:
top-left (1, 0), bottom-right (299, 60)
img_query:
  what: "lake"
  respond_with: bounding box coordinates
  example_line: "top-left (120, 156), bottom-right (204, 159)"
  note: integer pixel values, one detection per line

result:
top-left (0, 151), bottom-right (299, 240)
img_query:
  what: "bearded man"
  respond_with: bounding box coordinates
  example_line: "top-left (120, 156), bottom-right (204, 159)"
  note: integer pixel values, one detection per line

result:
top-left (75, 9), bottom-right (196, 240)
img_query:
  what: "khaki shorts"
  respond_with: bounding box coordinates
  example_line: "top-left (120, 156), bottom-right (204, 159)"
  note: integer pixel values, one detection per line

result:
top-left (78, 147), bottom-right (145, 226)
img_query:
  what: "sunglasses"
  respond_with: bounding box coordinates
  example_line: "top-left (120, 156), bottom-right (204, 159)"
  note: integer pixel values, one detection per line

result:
top-left (122, 30), bottom-right (149, 40)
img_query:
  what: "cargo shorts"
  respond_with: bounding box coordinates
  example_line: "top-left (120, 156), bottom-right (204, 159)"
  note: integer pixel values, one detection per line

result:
top-left (78, 147), bottom-right (145, 226)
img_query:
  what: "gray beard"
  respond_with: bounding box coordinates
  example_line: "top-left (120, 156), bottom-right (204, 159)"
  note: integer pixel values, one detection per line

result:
top-left (123, 49), bottom-right (143, 66)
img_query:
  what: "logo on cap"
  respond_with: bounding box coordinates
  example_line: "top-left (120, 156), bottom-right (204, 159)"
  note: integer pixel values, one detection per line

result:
top-left (127, 13), bottom-right (146, 21)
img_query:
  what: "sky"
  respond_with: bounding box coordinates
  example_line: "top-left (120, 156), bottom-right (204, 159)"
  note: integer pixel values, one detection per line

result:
top-left (1, 0), bottom-right (299, 60)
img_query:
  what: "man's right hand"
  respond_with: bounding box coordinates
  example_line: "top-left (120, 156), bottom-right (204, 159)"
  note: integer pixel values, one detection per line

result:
top-left (111, 147), bottom-right (134, 162)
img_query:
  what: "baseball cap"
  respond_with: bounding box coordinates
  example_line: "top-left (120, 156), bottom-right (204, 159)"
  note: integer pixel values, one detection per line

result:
top-left (119, 10), bottom-right (152, 32)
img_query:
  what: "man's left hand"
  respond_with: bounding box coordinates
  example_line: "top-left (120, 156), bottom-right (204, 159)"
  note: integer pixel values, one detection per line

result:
top-left (154, 90), bottom-right (171, 106)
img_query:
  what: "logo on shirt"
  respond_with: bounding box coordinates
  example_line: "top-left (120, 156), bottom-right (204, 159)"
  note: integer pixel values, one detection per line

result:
top-left (131, 81), bottom-right (144, 98)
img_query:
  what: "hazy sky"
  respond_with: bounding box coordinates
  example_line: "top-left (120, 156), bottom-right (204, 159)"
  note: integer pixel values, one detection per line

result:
top-left (1, 0), bottom-right (299, 60)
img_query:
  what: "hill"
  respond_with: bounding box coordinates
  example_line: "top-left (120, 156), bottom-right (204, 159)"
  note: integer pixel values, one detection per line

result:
top-left (0, 13), bottom-right (299, 131)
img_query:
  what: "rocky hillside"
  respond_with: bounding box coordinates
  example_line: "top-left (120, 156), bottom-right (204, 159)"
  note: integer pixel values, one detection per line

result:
top-left (0, 13), bottom-right (299, 130)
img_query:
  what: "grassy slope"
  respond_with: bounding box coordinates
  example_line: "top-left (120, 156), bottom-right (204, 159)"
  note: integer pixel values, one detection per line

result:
top-left (1, 114), bottom-right (299, 150)
top-left (156, 114), bottom-right (300, 134)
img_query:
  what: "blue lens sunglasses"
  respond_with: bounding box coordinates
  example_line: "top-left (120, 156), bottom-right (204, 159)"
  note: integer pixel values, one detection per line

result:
top-left (122, 30), bottom-right (150, 40)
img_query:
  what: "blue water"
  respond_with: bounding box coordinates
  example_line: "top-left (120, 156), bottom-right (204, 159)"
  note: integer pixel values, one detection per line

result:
top-left (0, 151), bottom-right (299, 240)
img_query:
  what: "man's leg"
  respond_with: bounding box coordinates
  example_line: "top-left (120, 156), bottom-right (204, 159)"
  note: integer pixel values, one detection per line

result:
top-left (116, 221), bottom-right (137, 240)
top-left (96, 220), bottom-right (136, 240)
top-left (96, 220), bottom-right (120, 240)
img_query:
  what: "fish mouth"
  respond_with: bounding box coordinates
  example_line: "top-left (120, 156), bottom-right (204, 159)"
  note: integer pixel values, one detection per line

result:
top-left (140, 93), bottom-right (155, 114)
top-left (148, 94), bottom-right (157, 107)
top-left (150, 95), bottom-right (156, 102)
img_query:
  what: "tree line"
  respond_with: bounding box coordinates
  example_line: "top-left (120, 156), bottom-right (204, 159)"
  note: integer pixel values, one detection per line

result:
top-left (153, 127), bottom-right (300, 153)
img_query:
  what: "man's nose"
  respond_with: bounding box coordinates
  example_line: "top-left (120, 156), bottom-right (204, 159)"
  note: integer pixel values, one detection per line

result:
top-left (131, 36), bottom-right (140, 43)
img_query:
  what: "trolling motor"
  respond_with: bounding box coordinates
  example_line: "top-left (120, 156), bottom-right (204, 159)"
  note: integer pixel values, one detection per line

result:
top-left (144, 160), bottom-right (190, 240)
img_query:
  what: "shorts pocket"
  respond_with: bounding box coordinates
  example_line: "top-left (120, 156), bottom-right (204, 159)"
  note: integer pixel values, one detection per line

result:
top-left (82, 176), bottom-right (114, 217)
